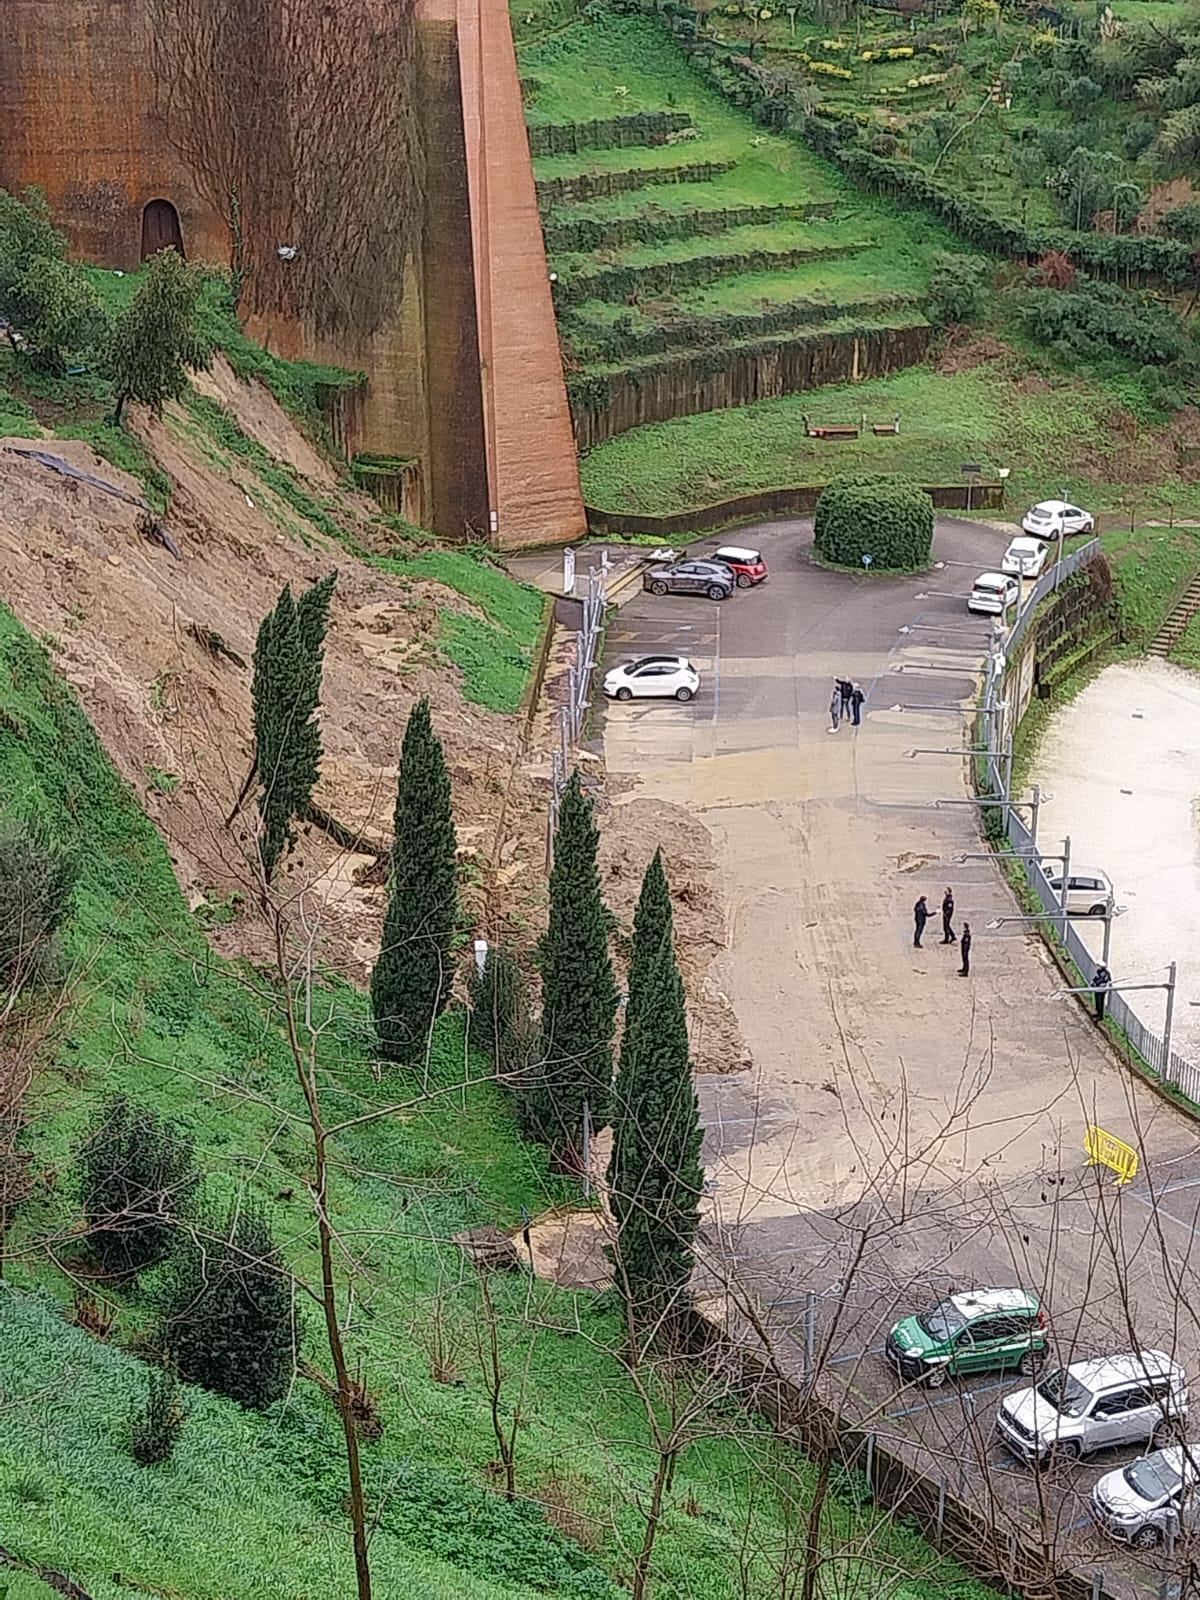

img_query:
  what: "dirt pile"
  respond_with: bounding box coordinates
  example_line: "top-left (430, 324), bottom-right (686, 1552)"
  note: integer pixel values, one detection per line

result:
top-left (0, 366), bottom-right (548, 980)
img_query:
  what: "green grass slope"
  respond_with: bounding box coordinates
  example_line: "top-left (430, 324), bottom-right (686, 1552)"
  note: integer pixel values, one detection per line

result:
top-left (0, 604), bottom-right (1000, 1600)
top-left (520, 13), bottom-right (943, 421)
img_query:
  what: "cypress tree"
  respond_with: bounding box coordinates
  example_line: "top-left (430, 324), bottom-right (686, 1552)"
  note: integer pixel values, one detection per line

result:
top-left (468, 944), bottom-right (533, 1082)
top-left (531, 772), bottom-right (617, 1167)
top-left (159, 1200), bottom-right (293, 1410)
top-left (79, 1096), bottom-right (199, 1275)
top-left (370, 697), bottom-right (458, 1061)
top-left (607, 851), bottom-right (703, 1333)
top-left (253, 585), bottom-right (305, 881)
top-left (250, 571), bottom-right (337, 881)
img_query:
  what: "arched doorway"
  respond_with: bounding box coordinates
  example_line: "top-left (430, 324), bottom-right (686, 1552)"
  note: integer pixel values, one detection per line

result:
top-left (141, 199), bottom-right (185, 261)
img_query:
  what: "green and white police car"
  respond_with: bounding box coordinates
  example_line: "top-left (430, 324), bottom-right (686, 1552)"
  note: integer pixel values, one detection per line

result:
top-left (885, 1288), bottom-right (1048, 1388)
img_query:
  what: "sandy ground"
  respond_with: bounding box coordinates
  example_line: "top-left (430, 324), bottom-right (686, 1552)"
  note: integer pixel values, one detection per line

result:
top-left (1031, 658), bottom-right (1200, 1055)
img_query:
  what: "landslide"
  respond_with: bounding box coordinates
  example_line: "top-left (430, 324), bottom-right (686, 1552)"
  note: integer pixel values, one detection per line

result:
top-left (0, 358), bottom-right (548, 979)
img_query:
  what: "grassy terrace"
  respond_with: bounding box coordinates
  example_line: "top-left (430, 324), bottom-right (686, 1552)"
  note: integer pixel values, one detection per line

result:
top-left (520, 12), bottom-right (945, 417)
top-left (580, 360), bottom-right (1200, 519)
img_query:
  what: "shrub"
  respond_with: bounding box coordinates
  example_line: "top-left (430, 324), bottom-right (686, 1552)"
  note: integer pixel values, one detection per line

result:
top-left (159, 1200), bottom-right (294, 1409)
top-left (1034, 249), bottom-right (1078, 289)
top-left (0, 187), bottom-right (103, 372)
top-left (130, 1367), bottom-right (187, 1465)
top-left (467, 945), bottom-right (534, 1083)
top-left (924, 252), bottom-right (990, 325)
top-left (79, 1097), bottom-right (200, 1274)
top-left (0, 822), bottom-right (77, 993)
top-left (814, 474), bottom-right (934, 570)
top-left (1021, 278), bottom-right (1196, 372)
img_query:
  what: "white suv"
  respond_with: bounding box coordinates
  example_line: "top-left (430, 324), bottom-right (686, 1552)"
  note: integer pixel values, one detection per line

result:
top-left (968, 573), bottom-right (1020, 616)
top-left (998, 1350), bottom-right (1187, 1467)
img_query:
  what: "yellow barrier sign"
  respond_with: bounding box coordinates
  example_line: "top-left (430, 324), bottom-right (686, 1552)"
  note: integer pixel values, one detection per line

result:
top-left (1085, 1124), bottom-right (1140, 1186)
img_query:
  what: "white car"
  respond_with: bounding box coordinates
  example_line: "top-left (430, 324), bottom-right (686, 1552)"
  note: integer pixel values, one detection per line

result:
top-left (1043, 866), bottom-right (1114, 916)
top-left (1092, 1445), bottom-right (1200, 1549)
top-left (1001, 537), bottom-right (1050, 579)
top-left (603, 655), bottom-right (699, 703)
top-left (1023, 499), bottom-right (1095, 538)
top-left (968, 572), bottom-right (1020, 616)
top-left (997, 1350), bottom-right (1188, 1467)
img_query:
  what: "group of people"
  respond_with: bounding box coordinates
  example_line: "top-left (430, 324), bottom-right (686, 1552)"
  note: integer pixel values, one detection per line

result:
top-left (828, 677), bottom-right (865, 732)
top-left (913, 889), bottom-right (972, 977)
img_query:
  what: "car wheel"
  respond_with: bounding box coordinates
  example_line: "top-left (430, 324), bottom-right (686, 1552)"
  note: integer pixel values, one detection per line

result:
top-left (1151, 1418), bottom-right (1182, 1448)
top-left (925, 1363), bottom-right (948, 1389)
top-left (1088, 903), bottom-right (1107, 917)
top-left (616, 687), bottom-right (632, 702)
top-left (651, 581), bottom-right (667, 596)
top-left (736, 573), bottom-right (752, 588)
top-left (1018, 1350), bottom-right (1045, 1378)
top-left (675, 686), bottom-right (693, 702)
top-left (708, 585), bottom-right (727, 601)
top-left (1132, 1525), bottom-right (1162, 1551)
top-left (1051, 1439), bottom-right (1083, 1465)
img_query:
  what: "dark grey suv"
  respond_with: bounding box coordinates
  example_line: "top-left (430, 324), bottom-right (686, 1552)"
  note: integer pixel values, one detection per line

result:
top-left (644, 560), bottom-right (734, 601)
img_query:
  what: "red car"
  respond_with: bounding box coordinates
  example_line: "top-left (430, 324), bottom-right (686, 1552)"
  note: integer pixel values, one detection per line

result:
top-left (709, 545), bottom-right (768, 588)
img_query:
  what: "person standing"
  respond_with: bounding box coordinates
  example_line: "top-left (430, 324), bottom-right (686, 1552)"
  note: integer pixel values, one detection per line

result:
top-left (941, 887), bottom-right (956, 945)
top-left (1092, 963), bottom-right (1112, 1022)
top-left (958, 922), bottom-right (972, 977)
top-left (828, 687), bottom-right (841, 733)
top-left (913, 895), bottom-right (929, 949)
top-left (838, 677), bottom-right (854, 718)
top-left (850, 684), bottom-right (864, 726)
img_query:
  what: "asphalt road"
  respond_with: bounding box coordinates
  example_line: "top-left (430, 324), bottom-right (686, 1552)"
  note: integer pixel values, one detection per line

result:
top-left (599, 518), bottom-right (1200, 1596)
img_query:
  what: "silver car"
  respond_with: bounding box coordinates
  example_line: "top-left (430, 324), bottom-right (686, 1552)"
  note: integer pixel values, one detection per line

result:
top-left (997, 1350), bottom-right (1187, 1466)
top-left (1092, 1444), bottom-right (1200, 1548)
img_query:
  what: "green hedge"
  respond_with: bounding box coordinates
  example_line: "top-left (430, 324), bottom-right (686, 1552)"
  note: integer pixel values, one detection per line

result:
top-left (544, 203), bottom-right (804, 255)
top-left (536, 160), bottom-right (735, 206)
top-left (563, 292), bottom-right (917, 362)
top-left (814, 472), bottom-right (933, 569)
top-left (553, 240), bottom-right (864, 308)
top-left (528, 110), bottom-right (693, 155)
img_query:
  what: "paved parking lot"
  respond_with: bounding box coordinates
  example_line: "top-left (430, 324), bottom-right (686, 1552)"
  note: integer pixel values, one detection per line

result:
top-left (598, 520), bottom-right (1200, 1596)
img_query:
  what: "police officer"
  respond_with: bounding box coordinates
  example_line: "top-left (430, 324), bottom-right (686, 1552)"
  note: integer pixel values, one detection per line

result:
top-left (1092, 963), bottom-right (1112, 1022)
top-left (913, 895), bottom-right (930, 949)
top-left (959, 922), bottom-right (972, 977)
top-left (941, 887), bottom-right (956, 945)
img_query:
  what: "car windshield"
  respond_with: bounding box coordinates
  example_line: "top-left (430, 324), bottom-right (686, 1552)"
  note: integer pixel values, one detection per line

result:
top-left (916, 1300), bottom-right (967, 1341)
top-left (1036, 1369), bottom-right (1091, 1416)
top-left (1126, 1455), bottom-right (1182, 1503)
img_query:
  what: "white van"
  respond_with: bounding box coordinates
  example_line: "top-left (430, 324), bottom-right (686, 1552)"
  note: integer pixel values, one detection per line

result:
top-left (1043, 867), bottom-right (1114, 916)
top-left (968, 572), bottom-right (1020, 616)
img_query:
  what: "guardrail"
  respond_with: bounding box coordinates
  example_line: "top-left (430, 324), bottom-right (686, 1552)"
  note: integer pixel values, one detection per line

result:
top-left (980, 539), bottom-right (1200, 1109)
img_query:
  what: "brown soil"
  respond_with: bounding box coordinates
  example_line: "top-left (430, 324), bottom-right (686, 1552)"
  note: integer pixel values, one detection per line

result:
top-left (0, 391), bottom-right (547, 982)
top-left (934, 330), bottom-right (1009, 374)
top-left (1139, 177), bottom-right (1196, 233)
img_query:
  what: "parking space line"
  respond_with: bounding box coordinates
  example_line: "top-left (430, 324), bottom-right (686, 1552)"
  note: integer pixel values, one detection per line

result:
top-left (886, 1375), bottom-right (1012, 1422)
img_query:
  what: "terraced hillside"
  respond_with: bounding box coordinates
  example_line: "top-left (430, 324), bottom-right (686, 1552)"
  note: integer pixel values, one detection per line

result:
top-left (520, 13), bottom-right (948, 451)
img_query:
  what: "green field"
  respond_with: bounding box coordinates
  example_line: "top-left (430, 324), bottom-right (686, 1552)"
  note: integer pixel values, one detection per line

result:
top-left (580, 359), bottom-right (1200, 519)
top-left (0, 602), bottom-right (1000, 1600)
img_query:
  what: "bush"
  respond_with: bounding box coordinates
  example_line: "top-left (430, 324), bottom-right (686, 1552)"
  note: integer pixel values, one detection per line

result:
top-left (129, 1367), bottom-right (187, 1465)
top-left (1020, 278), bottom-right (1197, 373)
top-left (159, 1200), bottom-right (294, 1409)
top-left (925, 252), bottom-right (989, 325)
top-left (0, 823), bottom-right (77, 993)
top-left (814, 474), bottom-right (934, 570)
top-left (467, 945), bottom-right (534, 1083)
top-left (79, 1097), bottom-right (200, 1274)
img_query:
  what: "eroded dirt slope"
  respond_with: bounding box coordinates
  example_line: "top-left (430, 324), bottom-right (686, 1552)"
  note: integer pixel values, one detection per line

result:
top-left (0, 361), bottom-right (545, 979)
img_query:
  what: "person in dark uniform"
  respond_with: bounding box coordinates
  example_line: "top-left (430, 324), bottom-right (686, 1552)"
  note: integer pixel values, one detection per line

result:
top-left (941, 887), bottom-right (956, 944)
top-left (959, 922), bottom-right (972, 977)
top-left (913, 895), bottom-right (930, 949)
top-left (850, 684), bottom-right (865, 726)
top-left (838, 677), bottom-right (854, 717)
top-left (1092, 963), bottom-right (1112, 1021)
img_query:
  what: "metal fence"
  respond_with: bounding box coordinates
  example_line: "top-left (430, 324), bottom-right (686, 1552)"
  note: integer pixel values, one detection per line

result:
top-left (547, 562), bottom-right (608, 859)
top-left (981, 538), bottom-right (1200, 1106)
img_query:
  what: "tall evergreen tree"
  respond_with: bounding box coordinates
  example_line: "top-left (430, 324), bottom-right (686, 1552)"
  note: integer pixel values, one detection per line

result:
top-left (371, 698), bottom-right (458, 1062)
top-left (250, 571), bottom-right (337, 881)
top-left (607, 851), bottom-right (703, 1333)
top-left (159, 1200), bottom-right (293, 1409)
top-left (531, 772), bottom-right (617, 1167)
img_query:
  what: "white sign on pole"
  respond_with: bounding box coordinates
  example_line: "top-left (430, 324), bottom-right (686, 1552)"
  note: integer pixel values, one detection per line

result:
top-left (563, 547), bottom-right (576, 596)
